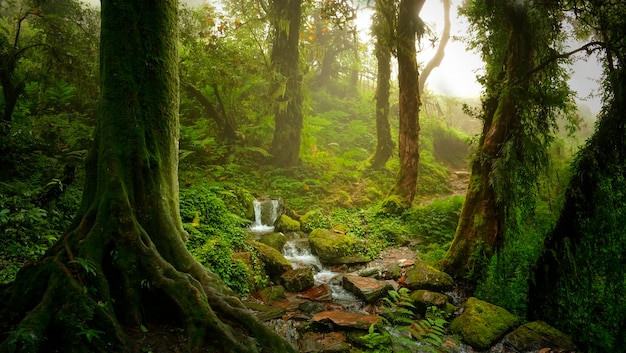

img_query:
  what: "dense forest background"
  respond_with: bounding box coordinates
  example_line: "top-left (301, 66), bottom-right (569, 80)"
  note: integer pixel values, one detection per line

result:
top-left (0, 0), bottom-right (623, 352)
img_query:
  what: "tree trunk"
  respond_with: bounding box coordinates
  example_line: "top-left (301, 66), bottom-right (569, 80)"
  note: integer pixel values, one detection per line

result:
top-left (269, 0), bottom-right (303, 167)
top-left (418, 0), bottom-right (451, 95)
top-left (385, 0), bottom-right (424, 208)
top-left (181, 80), bottom-right (238, 141)
top-left (369, 0), bottom-right (396, 170)
top-left (0, 1), bottom-right (296, 352)
top-left (439, 3), bottom-right (534, 280)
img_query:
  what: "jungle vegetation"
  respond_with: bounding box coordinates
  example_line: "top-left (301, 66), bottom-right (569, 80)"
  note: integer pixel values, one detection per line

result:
top-left (0, 0), bottom-right (622, 352)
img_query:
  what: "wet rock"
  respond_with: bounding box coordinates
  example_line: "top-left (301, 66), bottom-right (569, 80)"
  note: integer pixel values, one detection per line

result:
top-left (392, 260), bottom-right (454, 291)
top-left (243, 301), bottom-right (286, 321)
top-left (299, 301), bottom-right (326, 316)
top-left (299, 332), bottom-right (350, 353)
top-left (281, 268), bottom-right (315, 292)
top-left (277, 214), bottom-right (301, 232)
top-left (342, 274), bottom-right (394, 303)
top-left (312, 311), bottom-right (381, 330)
top-left (257, 232), bottom-right (287, 251)
top-left (254, 285), bottom-right (286, 304)
top-left (501, 321), bottom-right (576, 352)
top-left (299, 283), bottom-right (333, 301)
top-left (249, 240), bottom-right (291, 277)
top-left (309, 229), bottom-right (369, 265)
top-left (450, 297), bottom-right (519, 350)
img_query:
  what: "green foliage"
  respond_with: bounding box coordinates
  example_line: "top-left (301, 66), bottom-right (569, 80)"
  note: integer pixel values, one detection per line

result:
top-left (360, 288), bottom-right (446, 353)
top-left (180, 184), bottom-right (265, 294)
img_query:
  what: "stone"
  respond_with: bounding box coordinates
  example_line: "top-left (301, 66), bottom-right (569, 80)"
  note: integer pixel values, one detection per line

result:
top-left (281, 268), bottom-right (315, 292)
top-left (249, 240), bottom-right (291, 277)
top-left (277, 214), bottom-right (301, 232)
top-left (254, 285), bottom-right (286, 304)
top-left (309, 228), bottom-right (369, 265)
top-left (243, 301), bottom-right (286, 321)
top-left (298, 301), bottom-right (326, 316)
top-left (392, 260), bottom-right (454, 291)
top-left (449, 297), bottom-right (520, 350)
top-left (298, 283), bottom-right (333, 301)
top-left (257, 232), bottom-right (287, 251)
top-left (312, 311), bottom-right (381, 330)
top-left (502, 321), bottom-right (576, 352)
top-left (299, 332), bottom-right (350, 353)
top-left (342, 274), bottom-right (394, 303)
top-left (410, 289), bottom-right (449, 306)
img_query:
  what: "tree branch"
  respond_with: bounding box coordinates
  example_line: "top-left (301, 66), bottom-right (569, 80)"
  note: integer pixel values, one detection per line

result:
top-left (527, 41), bottom-right (605, 76)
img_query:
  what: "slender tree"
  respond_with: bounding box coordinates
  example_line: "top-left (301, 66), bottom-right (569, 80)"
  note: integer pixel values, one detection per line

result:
top-left (0, 0), bottom-right (296, 351)
top-left (368, 0), bottom-right (396, 170)
top-left (384, 0), bottom-right (425, 209)
top-left (268, 0), bottom-right (304, 167)
top-left (529, 1), bottom-right (626, 351)
top-left (418, 0), bottom-right (450, 95)
top-left (439, 0), bottom-right (573, 280)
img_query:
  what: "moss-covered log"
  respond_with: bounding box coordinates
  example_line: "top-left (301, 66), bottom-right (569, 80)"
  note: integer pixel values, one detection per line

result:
top-left (0, 1), bottom-right (296, 352)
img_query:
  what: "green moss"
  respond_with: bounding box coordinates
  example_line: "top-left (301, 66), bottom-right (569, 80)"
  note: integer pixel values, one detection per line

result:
top-left (450, 297), bottom-right (519, 350)
top-left (300, 209), bottom-right (331, 233)
top-left (308, 228), bottom-right (369, 264)
top-left (277, 214), bottom-right (300, 232)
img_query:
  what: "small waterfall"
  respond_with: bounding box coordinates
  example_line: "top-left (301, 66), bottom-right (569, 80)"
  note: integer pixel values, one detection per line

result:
top-left (249, 198), bottom-right (281, 233)
top-left (282, 239), bottom-right (360, 305)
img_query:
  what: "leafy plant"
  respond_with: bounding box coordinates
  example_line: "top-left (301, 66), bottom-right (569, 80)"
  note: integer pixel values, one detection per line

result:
top-left (361, 288), bottom-right (446, 353)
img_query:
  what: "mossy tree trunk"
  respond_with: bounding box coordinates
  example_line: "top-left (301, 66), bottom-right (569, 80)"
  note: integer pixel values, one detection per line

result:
top-left (385, 0), bottom-right (424, 208)
top-left (439, 3), bottom-right (537, 280)
top-left (369, 0), bottom-right (395, 170)
top-left (0, 1), bottom-right (296, 352)
top-left (269, 0), bottom-right (303, 168)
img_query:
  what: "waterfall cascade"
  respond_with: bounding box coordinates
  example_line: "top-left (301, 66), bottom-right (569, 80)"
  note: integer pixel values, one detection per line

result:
top-left (249, 198), bottom-right (281, 233)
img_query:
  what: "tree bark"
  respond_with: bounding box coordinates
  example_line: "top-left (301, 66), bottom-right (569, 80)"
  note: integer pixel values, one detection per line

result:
top-left (385, 0), bottom-right (424, 208)
top-left (269, 0), bottom-right (303, 167)
top-left (439, 3), bottom-right (534, 280)
top-left (0, 1), bottom-right (296, 352)
top-left (418, 0), bottom-right (451, 95)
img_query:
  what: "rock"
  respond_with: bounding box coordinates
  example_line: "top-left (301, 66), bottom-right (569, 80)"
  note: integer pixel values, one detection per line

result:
top-left (501, 321), bottom-right (576, 352)
top-left (254, 285), bottom-right (286, 304)
top-left (309, 228), bottom-right (369, 265)
top-left (298, 301), bottom-right (326, 316)
top-left (255, 196), bottom-right (285, 228)
top-left (299, 283), bottom-right (333, 301)
top-left (392, 260), bottom-right (454, 291)
top-left (277, 214), bottom-right (301, 232)
top-left (449, 297), bottom-right (520, 350)
top-left (249, 240), bottom-right (292, 277)
top-left (342, 274), bottom-right (394, 303)
top-left (299, 332), bottom-right (350, 353)
top-left (281, 268), bottom-right (315, 292)
top-left (312, 311), bottom-right (381, 330)
top-left (243, 301), bottom-right (286, 321)
top-left (410, 289), bottom-right (449, 306)
top-left (257, 232), bottom-right (287, 251)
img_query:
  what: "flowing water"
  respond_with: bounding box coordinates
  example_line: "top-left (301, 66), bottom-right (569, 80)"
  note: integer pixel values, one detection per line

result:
top-left (249, 198), bottom-right (280, 233)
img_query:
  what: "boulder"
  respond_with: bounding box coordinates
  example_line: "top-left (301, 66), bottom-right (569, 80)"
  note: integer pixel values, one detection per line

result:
top-left (249, 240), bottom-right (291, 277)
top-left (502, 320), bottom-right (576, 352)
top-left (342, 274), bottom-right (394, 303)
top-left (243, 301), bottom-right (286, 321)
top-left (309, 229), bottom-right (369, 265)
top-left (277, 214), bottom-right (301, 232)
top-left (298, 301), bottom-right (326, 316)
top-left (312, 311), bottom-right (381, 330)
top-left (254, 285), bottom-right (286, 304)
top-left (257, 232), bottom-right (287, 251)
top-left (299, 283), bottom-right (333, 302)
top-left (409, 289), bottom-right (455, 317)
top-left (449, 297), bottom-right (519, 350)
top-left (281, 268), bottom-right (315, 293)
top-left (392, 260), bottom-right (454, 291)
top-left (299, 332), bottom-right (350, 353)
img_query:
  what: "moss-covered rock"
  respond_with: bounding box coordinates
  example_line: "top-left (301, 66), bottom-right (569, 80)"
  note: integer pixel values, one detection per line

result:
top-left (449, 297), bottom-right (519, 350)
top-left (502, 321), bottom-right (576, 352)
top-left (257, 232), bottom-right (287, 251)
top-left (277, 214), bottom-right (301, 232)
top-left (249, 240), bottom-right (291, 277)
top-left (254, 285), bottom-right (287, 304)
top-left (308, 229), bottom-right (369, 265)
top-left (391, 260), bottom-right (454, 291)
top-left (300, 210), bottom-right (331, 233)
top-left (280, 268), bottom-right (314, 292)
